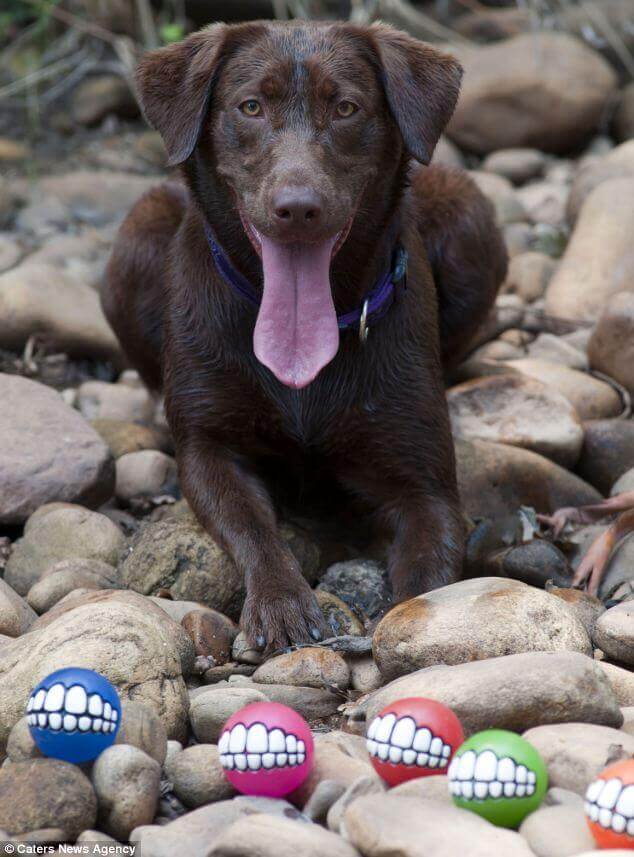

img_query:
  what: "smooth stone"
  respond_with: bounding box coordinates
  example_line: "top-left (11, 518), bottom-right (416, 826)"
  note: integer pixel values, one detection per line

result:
top-left (599, 663), bottom-right (634, 708)
top-left (0, 579), bottom-right (37, 637)
top-left (5, 506), bottom-right (125, 596)
top-left (482, 148), bottom-right (547, 185)
top-left (71, 74), bottom-right (138, 125)
top-left (0, 759), bottom-right (96, 837)
top-left (523, 723), bottom-right (634, 794)
top-left (92, 745), bottom-right (161, 840)
top-left (189, 687), bottom-right (269, 744)
top-left (316, 590), bottom-right (366, 637)
top-left (181, 609), bottom-right (238, 664)
top-left (455, 439), bottom-right (601, 520)
top-left (293, 731), bottom-right (376, 807)
top-left (526, 333), bottom-right (588, 371)
top-left (589, 291), bottom-right (634, 398)
top-left (547, 588), bottom-right (605, 638)
top-left (225, 678), bottom-right (342, 721)
top-left (344, 794), bottom-right (534, 856)
top-left (545, 177), bottom-right (634, 322)
top-left (516, 181), bottom-right (568, 226)
top-left (507, 358), bottom-right (622, 421)
top-left (115, 450), bottom-right (179, 501)
top-left (317, 559), bottom-right (391, 621)
top-left (92, 419), bottom-right (170, 459)
top-left (390, 774), bottom-right (452, 804)
top-left (348, 657), bottom-right (383, 694)
top-left (373, 578), bottom-right (591, 681)
top-left (209, 814), bottom-right (360, 857)
top-left (577, 420), bottom-right (634, 494)
top-left (503, 252), bottom-right (557, 303)
top-left (357, 652), bottom-right (621, 736)
top-left (0, 376), bottom-right (114, 526)
top-left (567, 140), bottom-right (634, 222)
top-left (253, 647), bottom-right (350, 690)
top-left (26, 558), bottom-right (121, 614)
top-left (164, 744), bottom-right (235, 808)
top-left (115, 699), bottom-right (168, 766)
top-left (447, 33), bottom-right (616, 155)
top-left (303, 780), bottom-right (347, 824)
top-left (77, 380), bottom-right (154, 423)
top-left (519, 804), bottom-right (595, 857)
top-left (594, 603), bottom-right (634, 666)
top-left (448, 374), bottom-right (583, 467)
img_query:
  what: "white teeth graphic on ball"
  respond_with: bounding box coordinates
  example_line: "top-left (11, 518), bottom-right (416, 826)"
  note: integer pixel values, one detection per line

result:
top-left (448, 751), bottom-right (537, 800)
top-left (26, 684), bottom-right (118, 734)
top-left (585, 777), bottom-right (634, 836)
top-left (366, 714), bottom-right (452, 768)
top-left (219, 723), bottom-right (306, 771)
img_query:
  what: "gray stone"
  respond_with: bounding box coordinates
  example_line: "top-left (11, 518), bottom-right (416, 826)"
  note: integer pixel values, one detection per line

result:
top-left (519, 804), bottom-right (595, 857)
top-left (92, 744), bottom-right (161, 840)
top-left (165, 744), bottom-right (235, 808)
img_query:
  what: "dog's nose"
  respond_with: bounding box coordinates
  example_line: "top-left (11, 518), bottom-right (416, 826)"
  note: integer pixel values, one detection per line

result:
top-left (272, 186), bottom-right (322, 229)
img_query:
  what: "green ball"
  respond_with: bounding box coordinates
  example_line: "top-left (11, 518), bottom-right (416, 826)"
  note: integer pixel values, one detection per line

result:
top-left (447, 729), bottom-right (548, 828)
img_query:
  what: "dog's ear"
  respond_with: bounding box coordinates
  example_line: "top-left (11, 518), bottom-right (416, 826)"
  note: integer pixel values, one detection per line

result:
top-left (369, 24), bottom-right (462, 164)
top-left (136, 23), bottom-right (264, 167)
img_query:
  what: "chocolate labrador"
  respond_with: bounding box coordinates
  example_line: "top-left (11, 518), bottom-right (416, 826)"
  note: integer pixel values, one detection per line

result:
top-left (102, 20), bottom-right (507, 650)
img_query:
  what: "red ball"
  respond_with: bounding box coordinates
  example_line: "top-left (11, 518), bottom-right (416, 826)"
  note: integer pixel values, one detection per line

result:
top-left (366, 697), bottom-right (464, 787)
top-left (585, 759), bottom-right (634, 849)
top-left (219, 702), bottom-right (314, 797)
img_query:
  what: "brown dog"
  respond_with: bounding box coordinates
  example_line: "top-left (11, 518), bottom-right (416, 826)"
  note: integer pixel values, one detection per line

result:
top-left (102, 21), bottom-right (507, 650)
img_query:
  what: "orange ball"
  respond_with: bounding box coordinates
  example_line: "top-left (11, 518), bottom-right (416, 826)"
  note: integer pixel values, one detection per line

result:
top-left (585, 759), bottom-right (634, 849)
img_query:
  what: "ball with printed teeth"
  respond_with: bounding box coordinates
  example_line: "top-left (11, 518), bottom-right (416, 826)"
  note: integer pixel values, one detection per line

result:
top-left (366, 697), bottom-right (464, 786)
top-left (27, 667), bottom-right (121, 763)
top-left (218, 701), bottom-right (314, 797)
top-left (585, 759), bottom-right (634, 849)
top-left (448, 729), bottom-right (547, 828)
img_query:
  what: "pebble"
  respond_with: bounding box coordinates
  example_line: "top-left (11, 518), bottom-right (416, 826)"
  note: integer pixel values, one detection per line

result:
top-left (516, 181), bottom-right (568, 226)
top-left (348, 656), bottom-right (383, 694)
top-left (164, 744), bottom-right (235, 808)
top-left (77, 380), bottom-right (155, 423)
top-left (0, 759), bottom-right (97, 837)
top-left (0, 376), bottom-right (115, 526)
top-left (503, 251), bottom-right (556, 303)
top-left (225, 677), bottom-right (342, 721)
top-left (0, 578), bottom-right (37, 637)
top-left (6, 717), bottom-right (41, 762)
top-left (182, 609), bottom-right (238, 664)
top-left (115, 450), bottom-right (179, 501)
top-left (526, 333), bottom-right (588, 371)
top-left (303, 779), bottom-right (347, 824)
top-left (5, 506), bottom-right (125, 596)
top-left (253, 647), bottom-right (350, 690)
top-left (358, 651), bottom-right (621, 737)
top-left (373, 578), bottom-right (591, 681)
top-left (92, 744), bottom-right (161, 840)
top-left (469, 171), bottom-right (527, 225)
top-left (92, 418), bottom-right (171, 459)
top-left (209, 813), bottom-right (359, 857)
top-left (567, 139), bottom-right (634, 222)
top-left (594, 603), bottom-right (634, 666)
top-left (189, 686), bottom-right (269, 744)
top-left (577, 419), bottom-right (634, 494)
top-left (317, 559), bottom-right (391, 621)
top-left (589, 290), bottom-right (634, 398)
top-left (523, 722), bottom-right (634, 794)
top-left (482, 148), bottom-right (547, 185)
top-left (26, 558), bottom-right (121, 614)
top-left (292, 731), bottom-right (376, 806)
top-left (316, 589), bottom-right (365, 637)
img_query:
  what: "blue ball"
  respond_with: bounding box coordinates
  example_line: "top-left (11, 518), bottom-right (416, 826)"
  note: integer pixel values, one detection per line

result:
top-left (27, 667), bottom-right (121, 763)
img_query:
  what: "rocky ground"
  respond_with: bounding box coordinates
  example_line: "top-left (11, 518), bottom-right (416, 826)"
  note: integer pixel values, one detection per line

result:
top-left (0, 12), bottom-right (634, 857)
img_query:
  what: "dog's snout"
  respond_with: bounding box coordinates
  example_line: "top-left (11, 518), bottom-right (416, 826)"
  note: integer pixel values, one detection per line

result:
top-left (272, 186), bottom-right (323, 230)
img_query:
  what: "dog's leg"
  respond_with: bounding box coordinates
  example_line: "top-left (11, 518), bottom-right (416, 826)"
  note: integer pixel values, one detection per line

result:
top-left (177, 438), bottom-right (326, 651)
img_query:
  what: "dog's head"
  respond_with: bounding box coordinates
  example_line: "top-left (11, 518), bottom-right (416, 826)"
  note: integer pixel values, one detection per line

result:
top-left (137, 21), bottom-right (462, 388)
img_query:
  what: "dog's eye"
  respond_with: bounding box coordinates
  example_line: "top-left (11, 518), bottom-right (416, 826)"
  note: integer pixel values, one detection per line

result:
top-left (335, 100), bottom-right (358, 118)
top-left (240, 100), bottom-right (261, 117)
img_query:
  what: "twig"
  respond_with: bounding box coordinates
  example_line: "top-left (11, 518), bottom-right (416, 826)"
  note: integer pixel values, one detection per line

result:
top-left (20, 0), bottom-right (127, 47)
top-left (0, 49), bottom-right (89, 99)
top-left (135, 0), bottom-right (159, 49)
top-left (579, 0), bottom-right (634, 79)
top-left (371, 0), bottom-right (472, 45)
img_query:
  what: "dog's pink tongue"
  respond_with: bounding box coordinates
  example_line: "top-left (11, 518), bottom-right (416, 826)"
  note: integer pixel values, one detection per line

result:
top-left (254, 236), bottom-right (339, 388)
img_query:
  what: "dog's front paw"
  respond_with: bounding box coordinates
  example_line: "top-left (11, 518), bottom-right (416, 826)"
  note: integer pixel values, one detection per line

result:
top-left (241, 581), bottom-right (327, 654)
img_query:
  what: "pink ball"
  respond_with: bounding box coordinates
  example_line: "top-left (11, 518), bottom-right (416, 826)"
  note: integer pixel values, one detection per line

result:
top-left (218, 702), bottom-right (314, 797)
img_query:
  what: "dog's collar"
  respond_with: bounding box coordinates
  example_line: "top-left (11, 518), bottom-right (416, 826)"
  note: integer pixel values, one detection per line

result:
top-left (204, 223), bottom-right (407, 342)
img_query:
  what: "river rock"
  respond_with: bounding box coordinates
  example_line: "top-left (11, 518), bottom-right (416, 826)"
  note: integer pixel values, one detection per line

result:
top-left (92, 419), bottom-right (170, 459)
top-left (225, 678), bottom-right (341, 721)
top-left (253, 647), bottom-right (350, 690)
top-left (599, 663), bottom-right (634, 708)
top-left (455, 439), bottom-right (600, 519)
top-left (448, 374), bottom-right (583, 467)
top-left (0, 263), bottom-right (121, 359)
top-left (294, 731), bottom-right (376, 806)
top-left (327, 775), bottom-right (386, 833)
top-left (469, 171), bottom-right (526, 225)
top-left (522, 723), bottom-right (634, 794)
top-left (77, 380), bottom-right (154, 423)
top-left (503, 251), bottom-right (556, 303)
top-left (0, 578), bottom-right (37, 637)
top-left (526, 333), bottom-right (588, 371)
top-left (181, 609), bottom-right (237, 663)
top-left (519, 804), bottom-right (595, 856)
top-left (115, 699), bottom-right (168, 765)
top-left (0, 590), bottom-right (193, 748)
top-left (588, 291), bottom-right (634, 398)
top-left (357, 652), bottom-right (621, 736)
top-left (26, 558), bottom-right (120, 614)
top-left (317, 559), bottom-right (391, 621)
top-left (165, 744), bottom-right (235, 807)
top-left (92, 745), bottom-right (161, 839)
top-left (315, 590), bottom-right (365, 637)
top-left (344, 794), bottom-right (534, 857)
top-left (373, 578), bottom-right (591, 681)
top-left (577, 420), bottom-right (634, 494)
top-left (189, 686), bottom-right (269, 744)
top-left (506, 358), bottom-right (622, 420)
top-left (567, 140), bottom-right (634, 223)
top-left (115, 450), bottom-right (179, 501)
top-left (594, 603), bottom-right (634, 666)
top-left (545, 178), bottom-right (634, 322)
top-left (0, 376), bottom-right (114, 526)
top-left (516, 181), bottom-right (568, 227)
top-left (210, 813), bottom-right (359, 857)
top-left (5, 506), bottom-right (125, 595)
top-left (482, 148), bottom-right (547, 185)
top-left (447, 33), bottom-right (616, 155)
top-left (0, 759), bottom-right (97, 837)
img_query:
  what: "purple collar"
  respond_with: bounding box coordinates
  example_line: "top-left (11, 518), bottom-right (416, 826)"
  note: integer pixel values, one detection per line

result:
top-left (204, 224), bottom-right (407, 341)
